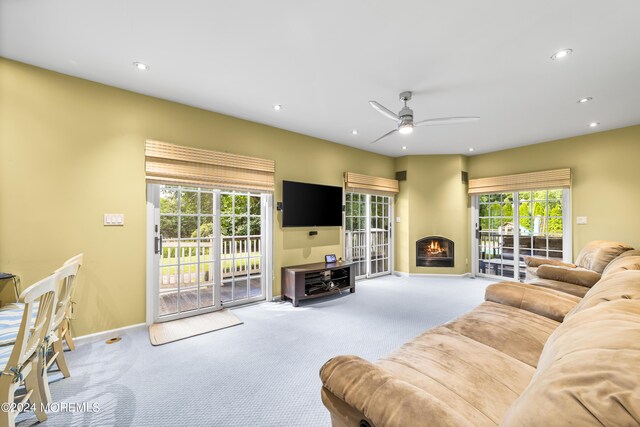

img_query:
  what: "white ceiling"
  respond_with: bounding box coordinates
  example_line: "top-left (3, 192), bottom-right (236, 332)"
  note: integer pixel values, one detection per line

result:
top-left (2, 0), bottom-right (640, 157)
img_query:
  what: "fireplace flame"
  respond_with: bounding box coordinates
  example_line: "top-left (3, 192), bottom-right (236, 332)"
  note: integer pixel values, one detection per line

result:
top-left (426, 240), bottom-right (445, 255)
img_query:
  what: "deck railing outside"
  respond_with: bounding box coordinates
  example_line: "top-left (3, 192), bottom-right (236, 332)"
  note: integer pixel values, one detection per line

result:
top-left (160, 236), bottom-right (261, 289)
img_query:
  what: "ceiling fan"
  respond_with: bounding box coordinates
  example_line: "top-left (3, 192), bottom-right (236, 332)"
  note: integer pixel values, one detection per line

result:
top-left (369, 91), bottom-right (479, 144)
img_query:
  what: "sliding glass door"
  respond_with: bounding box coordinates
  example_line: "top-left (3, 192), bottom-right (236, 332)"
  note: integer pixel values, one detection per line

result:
top-left (149, 184), bottom-right (271, 323)
top-left (473, 188), bottom-right (570, 280)
top-left (344, 192), bottom-right (392, 279)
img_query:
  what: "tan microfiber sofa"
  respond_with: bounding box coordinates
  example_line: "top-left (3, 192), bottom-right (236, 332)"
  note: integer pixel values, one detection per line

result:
top-left (320, 255), bottom-right (640, 427)
top-left (524, 240), bottom-right (634, 297)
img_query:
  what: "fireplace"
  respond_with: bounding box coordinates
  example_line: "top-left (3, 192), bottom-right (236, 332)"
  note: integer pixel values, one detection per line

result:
top-left (416, 236), bottom-right (454, 267)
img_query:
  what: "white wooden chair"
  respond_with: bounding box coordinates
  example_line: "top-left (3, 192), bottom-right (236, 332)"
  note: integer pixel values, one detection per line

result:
top-left (0, 273), bottom-right (58, 427)
top-left (57, 254), bottom-right (83, 352)
top-left (41, 258), bottom-right (82, 399)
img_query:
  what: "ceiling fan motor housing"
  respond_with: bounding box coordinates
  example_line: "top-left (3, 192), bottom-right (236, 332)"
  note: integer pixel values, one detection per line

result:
top-left (399, 106), bottom-right (414, 125)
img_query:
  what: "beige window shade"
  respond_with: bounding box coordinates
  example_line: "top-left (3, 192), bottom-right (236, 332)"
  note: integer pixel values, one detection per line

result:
top-left (344, 172), bottom-right (399, 196)
top-left (145, 140), bottom-right (275, 192)
top-left (468, 168), bottom-right (571, 194)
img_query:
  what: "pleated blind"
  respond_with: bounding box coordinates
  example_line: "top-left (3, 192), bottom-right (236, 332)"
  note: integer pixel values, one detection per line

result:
top-left (145, 140), bottom-right (275, 192)
top-left (468, 168), bottom-right (571, 194)
top-left (344, 172), bottom-right (399, 196)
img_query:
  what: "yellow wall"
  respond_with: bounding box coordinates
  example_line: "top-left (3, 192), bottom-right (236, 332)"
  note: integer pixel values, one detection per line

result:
top-left (4, 57), bottom-right (639, 337)
top-left (468, 125), bottom-right (640, 256)
top-left (0, 58), bottom-right (394, 336)
top-left (393, 157), bottom-right (410, 274)
top-left (394, 155), bottom-right (470, 274)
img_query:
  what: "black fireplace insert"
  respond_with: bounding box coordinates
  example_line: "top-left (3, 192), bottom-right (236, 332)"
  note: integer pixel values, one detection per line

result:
top-left (416, 236), bottom-right (454, 267)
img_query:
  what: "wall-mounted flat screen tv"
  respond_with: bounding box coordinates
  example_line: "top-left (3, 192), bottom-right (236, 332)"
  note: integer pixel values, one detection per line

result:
top-left (282, 180), bottom-right (343, 227)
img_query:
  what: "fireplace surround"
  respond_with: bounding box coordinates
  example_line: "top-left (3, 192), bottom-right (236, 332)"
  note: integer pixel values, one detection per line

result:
top-left (416, 236), bottom-right (454, 267)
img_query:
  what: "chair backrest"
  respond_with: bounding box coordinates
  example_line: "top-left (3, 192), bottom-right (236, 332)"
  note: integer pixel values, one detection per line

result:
top-left (52, 260), bottom-right (81, 330)
top-left (63, 254), bottom-right (83, 268)
top-left (6, 273), bottom-right (58, 370)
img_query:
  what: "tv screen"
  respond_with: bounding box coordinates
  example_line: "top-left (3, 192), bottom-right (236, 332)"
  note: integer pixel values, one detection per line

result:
top-left (282, 181), bottom-right (343, 227)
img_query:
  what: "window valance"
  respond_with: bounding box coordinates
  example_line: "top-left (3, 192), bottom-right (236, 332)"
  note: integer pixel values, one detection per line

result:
top-left (344, 172), bottom-right (399, 196)
top-left (468, 168), bottom-right (571, 194)
top-left (145, 140), bottom-right (275, 192)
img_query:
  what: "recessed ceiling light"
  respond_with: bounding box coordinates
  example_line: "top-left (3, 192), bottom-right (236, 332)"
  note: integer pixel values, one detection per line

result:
top-left (577, 97), bottom-right (593, 103)
top-left (551, 49), bottom-right (573, 60)
top-left (273, 104), bottom-right (282, 111)
top-left (133, 61), bottom-right (150, 71)
top-left (351, 130), bottom-right (358, 135)
top-left (468, 148), bottom-right (474, 152)
top-left (589, 122), bottom-right (600, 128)
top-left (401, 146), bottom-right (407, 150)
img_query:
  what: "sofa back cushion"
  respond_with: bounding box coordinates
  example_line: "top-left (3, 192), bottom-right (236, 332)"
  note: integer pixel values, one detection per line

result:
top-left (602, 250), bottom-right (640, 277)
top-left (568, 270), bottom-right (640, 316)
top-left (501, 270), bottom-right (640, 426)
top-left (501, 300), bottom-right (640, 426)
top-left (574, 240), bottom-right (633, 273)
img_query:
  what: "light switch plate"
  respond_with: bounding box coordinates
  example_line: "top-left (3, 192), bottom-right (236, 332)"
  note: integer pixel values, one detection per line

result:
top-left (104, 213), bottom-right (125, 226)
top-left (396, 216), bottom-right (401, 223)
top-left (576, 216), bottom-right (588, 225)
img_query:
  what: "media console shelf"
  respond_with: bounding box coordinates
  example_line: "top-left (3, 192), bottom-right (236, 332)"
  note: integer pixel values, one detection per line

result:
top-left (281, 261), bottom-right (355, 307)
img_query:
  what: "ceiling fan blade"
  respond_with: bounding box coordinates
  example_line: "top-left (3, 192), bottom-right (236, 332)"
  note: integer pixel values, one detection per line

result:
top-left (370, 128), bottom-right (398, 144)
top-left (414, 116), bottom-right (480, 127)
top-left (369, 101), bottom-right (400, 122)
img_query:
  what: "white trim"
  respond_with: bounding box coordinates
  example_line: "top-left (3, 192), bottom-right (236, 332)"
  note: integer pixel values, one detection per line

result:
top-left (264, 194), bottom-right (274, 302)
top-left (470, 195), bottom-right (479, 277)
top-left (74, 323), bottom-right (147, 346)
top-left (562, 188), bottom-right (572, 262)
top-left (389, 202), bottom-right (395, 276)
top-left (513, 192), bottom-right (520, 281)
top-left (145, 184), bottom-right (159, 326)
top-left (409, 272), bottom-right (472, 278)
top-left (394, 272), bottom-right (471, 278)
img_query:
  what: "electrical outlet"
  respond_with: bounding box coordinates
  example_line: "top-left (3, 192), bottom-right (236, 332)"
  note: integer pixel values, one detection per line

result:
top-left (576, 216), bottom-right (588, 225)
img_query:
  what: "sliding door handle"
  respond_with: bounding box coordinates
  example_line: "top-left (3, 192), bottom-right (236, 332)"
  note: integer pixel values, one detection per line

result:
top-left (155, 235), bottom-right (163, 254)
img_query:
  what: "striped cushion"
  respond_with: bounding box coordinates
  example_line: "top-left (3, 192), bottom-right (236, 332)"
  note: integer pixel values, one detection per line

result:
top-left (0, 302), bottom-right (38, 346)
top-left (0, 344), bottom-right (13, 370)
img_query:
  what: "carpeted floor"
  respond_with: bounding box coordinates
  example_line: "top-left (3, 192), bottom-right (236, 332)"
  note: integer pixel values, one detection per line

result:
top-left (17, 275), bottom-right (494, 427)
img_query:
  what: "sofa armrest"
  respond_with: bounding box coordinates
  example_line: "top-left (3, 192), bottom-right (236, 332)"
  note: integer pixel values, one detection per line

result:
top-left (485, 281), bottom-right (581, 322)
top-left (320, 355), bottom-right (471, 427)
top-left (537, 265), bottom-right (602, 288)
top-left (523, 256), bottom-right (576, 269)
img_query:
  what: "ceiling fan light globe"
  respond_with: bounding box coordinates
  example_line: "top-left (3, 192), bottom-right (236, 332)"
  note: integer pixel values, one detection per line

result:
top-left (398, 124), bottom-right (414, 134)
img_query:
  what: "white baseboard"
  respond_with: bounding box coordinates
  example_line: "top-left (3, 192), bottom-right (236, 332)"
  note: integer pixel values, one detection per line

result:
top-left (74, 322), bottom-right (147, 346)
top-left (395, 271), bottom-right (472, 278)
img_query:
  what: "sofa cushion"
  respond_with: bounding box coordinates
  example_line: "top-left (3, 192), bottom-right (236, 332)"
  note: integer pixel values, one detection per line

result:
top-left (574, 240), bottom-right (633, 273)
top-left (523, 257), bottom-right (575, 269)
top-left (536, 265), bottom-right (601, 288)
top-left (369, 301), bottom-right (561, 425)
top-left (567, 270), bottom-right (640, 317)
top-left (484, 281), bottom-right (580, 322)
top-left (501, 298), bottom-right (640, 426)
top-left (526, 278), bottom-right (590, 298)
top-left (377, 326), bottom-right (535, 426)
top-left (321, 355), bottom-right (475, 427)
top-left (602, 251), bottom-right (640, 277)
top-left (443, 301), bottom-right (560, 367)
